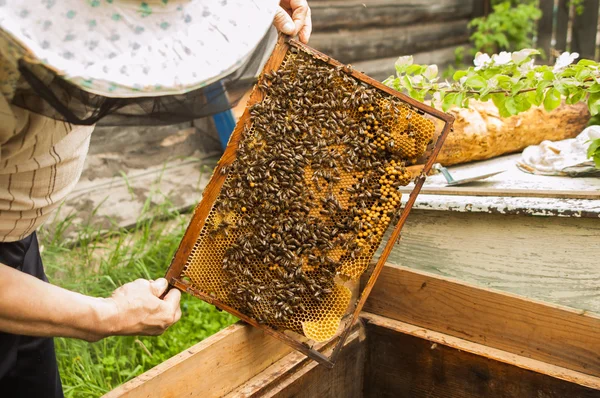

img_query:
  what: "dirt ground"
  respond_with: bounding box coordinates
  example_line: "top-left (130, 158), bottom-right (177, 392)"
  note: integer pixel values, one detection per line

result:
top-left (41, 119), bottom-right (223, 239)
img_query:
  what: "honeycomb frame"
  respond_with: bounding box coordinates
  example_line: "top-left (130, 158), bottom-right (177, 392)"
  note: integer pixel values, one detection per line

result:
top-left (165, 35), bottom-right (454, 368)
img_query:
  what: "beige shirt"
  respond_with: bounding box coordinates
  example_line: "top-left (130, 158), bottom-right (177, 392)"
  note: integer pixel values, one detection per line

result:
top-left (0, 40), bottom-right (93, 242)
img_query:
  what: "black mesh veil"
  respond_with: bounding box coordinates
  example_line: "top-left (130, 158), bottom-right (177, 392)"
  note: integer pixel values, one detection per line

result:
top-left (11, 28), bottom-right (277, 127)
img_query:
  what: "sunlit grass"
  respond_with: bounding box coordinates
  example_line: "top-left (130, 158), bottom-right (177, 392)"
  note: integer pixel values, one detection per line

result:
top-left (40, 196), bottom-right (236, 397)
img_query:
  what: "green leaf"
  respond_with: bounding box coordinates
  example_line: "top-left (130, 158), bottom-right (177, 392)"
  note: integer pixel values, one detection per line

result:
top-left (543, 70), bottom-right (555, 81)
top-left (568, 88), bottom-right (586, 105)
top-left (510, 81), bottom-right (525, 96)
top-left (455, 92), bottom-right (465, 107)
top-left (555, 83), bottom-right (569, 96)
top-left (491, 93), bottom-right (511, 118)
top-left (575, 67), bottom-right (591, 81)
top-left (442, 94), bottom-right (454, 112)
top-left (543, 88), bottom-right (561, 112)
top-left (587, 139), bottom-right (600, 159)
top-left (453, 70), bottom-right (469, 81)
top-left (526, 90), bottom-right (539, 106)
top-left (442, 93), bottom-right (458, 112)
top-left (588, 92), bottom-right (600, 116)
top-left (464, 75), bottom-right (487, 90)
top-left (406, 64), bottom-right (424, 75)
top-left (578, 59), bottom-right (599, 67)
top-left (588, 83), bottom-right (600, 93)
top-left (505, 97), bottom-right (518, 115)
top-left (516, 94), bottom-right (533, 113)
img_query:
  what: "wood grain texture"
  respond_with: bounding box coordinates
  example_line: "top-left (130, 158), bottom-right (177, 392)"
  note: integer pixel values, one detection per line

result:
top-left (265, 331), bottom-right (365, 398)
top-left (384, 210), bottom-right (600, 312)
top-left (555, 0), bottom-right (571, 54)
top-left (363, 263), bottom-right (600, 377)
top-left (538, 0), bottom-right (555, 61)
top-left (103, 323), bottom-right (292, 398)
top-left (311, 0), bottom-right (473, 31)
top-left (353, 45), bottom-right (471, 82)
top-left (309, 21), bottom-right (470, 64)
top-left (225, 327), bottom-right (365, 398)
top-left (572, 0), bottom-right (600, 60)
top-left (409, 153), bottom-right (600, 197)
top-left (363, 314), bottom-right (600, 397)
top-left (433, 101), bottom-right (591, 166)
top-left (402, 186), bottom-right (600, 199)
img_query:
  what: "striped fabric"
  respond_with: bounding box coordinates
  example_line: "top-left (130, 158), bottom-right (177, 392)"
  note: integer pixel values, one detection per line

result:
top-left (1, 33), bottom-right (94, 242)
top-left (0, 97), bottom-right (93, 243)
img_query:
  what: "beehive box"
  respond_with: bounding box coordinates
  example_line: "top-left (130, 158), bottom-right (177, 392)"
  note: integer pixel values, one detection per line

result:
top-left (164, 34), bottom-right (454, 367)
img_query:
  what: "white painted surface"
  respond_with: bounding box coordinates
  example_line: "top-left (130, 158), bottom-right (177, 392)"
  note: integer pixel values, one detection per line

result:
top-left (401, 154), bottom-right (600, 218)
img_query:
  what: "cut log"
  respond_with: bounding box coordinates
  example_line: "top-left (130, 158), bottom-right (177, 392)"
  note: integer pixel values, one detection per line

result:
top-left (434, 101), bottom-right (591, 166)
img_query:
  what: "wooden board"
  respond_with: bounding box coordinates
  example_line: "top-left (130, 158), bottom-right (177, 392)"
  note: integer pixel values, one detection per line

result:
top-left (311, 0), bottom-right (473, 31)
top-left (363, 264), bottom-right (600, 378)
top-left (555, 0), bottom-right (571, 54)
top-left (353, 45), bottom-right (471, 82)
top-left (227, 328), bottom-right (366, 398)
top-left (103, 323), bottom-right (292, 398)
top-left (309, 21), bottom-right (470, 64)
top-left (384, 210), bottom-right (600, 313)
top-left (538, 0), bottom-right (555, 62)
top-left (572, 0), bottom-right (600, 60)
top-left (363, 314), bottom-right (600, 397)
top-left (401, 154), bottom-right (600, 198)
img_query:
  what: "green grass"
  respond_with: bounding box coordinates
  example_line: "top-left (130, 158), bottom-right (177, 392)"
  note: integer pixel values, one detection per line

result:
top-left (40, 201), bottom-right (237, 397)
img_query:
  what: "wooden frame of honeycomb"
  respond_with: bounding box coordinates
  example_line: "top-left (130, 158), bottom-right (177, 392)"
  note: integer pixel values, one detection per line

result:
top-left (164, 34), bottom-right (454, 368)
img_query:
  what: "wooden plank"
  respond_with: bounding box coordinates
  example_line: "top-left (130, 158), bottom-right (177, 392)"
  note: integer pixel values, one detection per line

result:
top-left (363, 264), bottom-right (600, 377)
top-left (556, 0), bottom-right (571, 53)
top-left (363, 313), bottom-right (600, 397)
top-left (572, 0), bottom-right (600, 60)
top-left (103, 323), bottom-right (292, 398)
top-left (400, 186), bottom-right (600, 199)
top-left (538, 0), bottom-right (555, 61)
top-left (404, 154), bottom-right (600, 200)
top-left (311, 0), bottom-right (473, 31)
top-left (384, 210), bottom-right (600, 313)
top-left (408, 193), bottom-right (600, 218)
top-left (227, 328), bottom-right (366, 398)
top-left (472, 0), bottom-right (491, 18)
top-left (353, 45), bottom-right (470, 82)
top-left (309, 20), bottom-right (470, 64)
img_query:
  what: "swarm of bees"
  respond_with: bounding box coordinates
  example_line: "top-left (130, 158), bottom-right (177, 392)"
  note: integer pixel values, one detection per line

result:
top-left (182, 47), bottom-right (435, 342)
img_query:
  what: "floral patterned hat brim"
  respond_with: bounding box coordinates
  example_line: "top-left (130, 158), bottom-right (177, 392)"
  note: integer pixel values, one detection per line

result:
top-left (0, 0), bottom-right (278, 98)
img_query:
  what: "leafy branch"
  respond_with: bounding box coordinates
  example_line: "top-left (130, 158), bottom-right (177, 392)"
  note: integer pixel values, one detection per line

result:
top-left (383, 50), bottom-right (600, 167)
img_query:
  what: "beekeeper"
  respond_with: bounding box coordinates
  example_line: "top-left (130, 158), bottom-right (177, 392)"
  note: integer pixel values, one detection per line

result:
top-left (0, 1), bottom-right (311, 395)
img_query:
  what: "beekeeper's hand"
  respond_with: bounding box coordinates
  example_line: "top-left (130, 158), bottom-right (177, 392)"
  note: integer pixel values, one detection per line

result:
top-left (273, 0), bottom-right (312, 43)
top-left (0, 263), bottom-right (181, 342)
top-left (103, 278), bottom-right (182, 337)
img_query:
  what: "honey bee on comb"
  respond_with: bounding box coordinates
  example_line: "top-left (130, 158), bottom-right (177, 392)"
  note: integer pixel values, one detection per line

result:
top-left (179, 46), bottom-right (437, 343)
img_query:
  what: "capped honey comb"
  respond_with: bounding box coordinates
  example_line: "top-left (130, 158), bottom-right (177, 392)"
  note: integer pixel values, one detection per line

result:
top-left (165, 36), bottom-right (453, 367)
top-left (179, 47), bottom-right (436, 343)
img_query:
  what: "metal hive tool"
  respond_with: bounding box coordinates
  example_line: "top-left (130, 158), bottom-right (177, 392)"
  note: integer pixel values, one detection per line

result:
top-left (164, 34), bottom-right (454, 368)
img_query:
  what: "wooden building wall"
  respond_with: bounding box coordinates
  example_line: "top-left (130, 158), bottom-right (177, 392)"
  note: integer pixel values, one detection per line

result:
top-left (309, 0), bottom-right (477, 81)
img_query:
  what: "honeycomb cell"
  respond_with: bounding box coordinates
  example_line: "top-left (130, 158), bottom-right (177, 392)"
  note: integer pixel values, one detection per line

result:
top-left (180, 48), bottom-right (436, 343)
